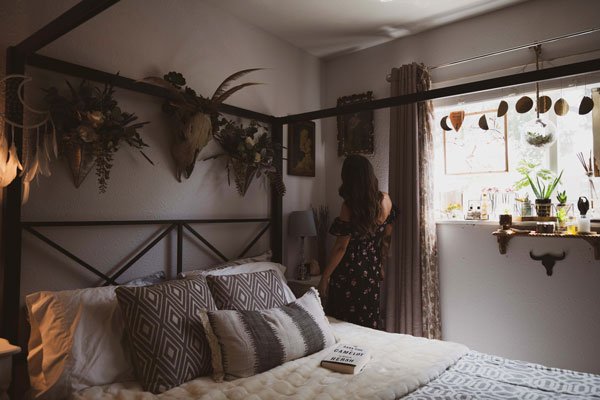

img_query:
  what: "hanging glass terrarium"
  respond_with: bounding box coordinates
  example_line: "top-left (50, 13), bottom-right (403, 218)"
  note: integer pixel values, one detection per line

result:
top-left (520, 45), bottom-right (558, 150)
top-left (522, 117), bottom-right (556, 148)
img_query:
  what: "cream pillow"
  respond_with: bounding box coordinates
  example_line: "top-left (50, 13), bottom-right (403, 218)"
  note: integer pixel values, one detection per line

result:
top-left (26, 286), bottom-right (135, 399)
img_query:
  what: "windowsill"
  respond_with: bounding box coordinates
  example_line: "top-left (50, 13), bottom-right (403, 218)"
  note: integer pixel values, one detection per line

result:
top-left (436, 219), bottom-right (500, 225)
top-left (436, 219), bottom-right (600, 228)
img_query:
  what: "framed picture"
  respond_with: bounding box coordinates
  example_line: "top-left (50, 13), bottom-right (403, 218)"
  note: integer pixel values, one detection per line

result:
top-left (443, 109), bottom-right (508, 175)
top-left (287, 120), bottom-right (315, 176)
top-left (337, 91), bottom-right (374, 156)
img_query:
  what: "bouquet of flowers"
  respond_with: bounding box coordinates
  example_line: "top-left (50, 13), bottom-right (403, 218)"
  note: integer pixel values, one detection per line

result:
top-left (45, 79), bottom-right (151, 192)
top-left (213, 118), bottom-right (285, 197)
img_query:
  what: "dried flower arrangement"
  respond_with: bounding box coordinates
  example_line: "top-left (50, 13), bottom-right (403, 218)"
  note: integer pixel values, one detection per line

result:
top-left (312, 205), bottom-right (329, 272)
top-left (139, 70), bottom-right (262, 181)
top-left (211, 118), bottom-right (285, 197)
top-left (44, 80), bottom-right (151, 193)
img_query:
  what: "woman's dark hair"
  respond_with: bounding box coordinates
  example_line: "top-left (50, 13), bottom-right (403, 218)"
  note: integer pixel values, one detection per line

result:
top-left (339, 155), bottom-right (383, 236)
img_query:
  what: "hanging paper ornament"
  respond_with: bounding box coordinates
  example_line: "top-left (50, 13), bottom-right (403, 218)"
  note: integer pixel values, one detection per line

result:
top-left (554, 98), bottom-right (569, 116)
top-left (449, 111), bottom-right (465, 132)
top-left (440, 116), bottom-right (452, 131)
top-left (497, 100), bottom-right (508, 117)
top-left (516, 96), bottom-right (533, 113)
top-left (579, 96), bottom-right (594, 115)
top-left (537, 95), bottom-right (552, 113)
top-left (478, 114), bottom-right (489, 130)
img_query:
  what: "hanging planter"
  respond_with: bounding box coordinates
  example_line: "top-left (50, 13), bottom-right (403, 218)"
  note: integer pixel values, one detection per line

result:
top-left (64, 141), bottom-right (95, 188)
top-left (211, 118), bottom-right (285, 197)
top-left (44, 80), bottom-right (151, 193)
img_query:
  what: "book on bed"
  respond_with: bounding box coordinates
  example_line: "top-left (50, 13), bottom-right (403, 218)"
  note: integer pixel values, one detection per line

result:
top-left (320, 343), bottom-right (371, 374)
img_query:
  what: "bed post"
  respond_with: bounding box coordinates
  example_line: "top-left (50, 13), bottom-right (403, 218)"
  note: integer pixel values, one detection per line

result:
top-left (270, 121), bottom-right (283, 263)
top-left (1, 46), bottom-right (25, 344)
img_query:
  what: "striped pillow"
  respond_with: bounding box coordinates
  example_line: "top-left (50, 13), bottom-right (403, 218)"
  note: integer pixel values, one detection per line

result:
top-left (202, 288), bottom-right (336, 381)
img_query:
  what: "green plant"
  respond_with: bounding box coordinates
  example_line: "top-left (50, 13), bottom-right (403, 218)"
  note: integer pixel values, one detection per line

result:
top-left (556, 190), bottom-right (567, 204)
top-left (513, 159), bottom-right (552, 191)
top-left (526, 169), bottom-right (563, 199)
top-left (556, 207), bottom-right (568, 223)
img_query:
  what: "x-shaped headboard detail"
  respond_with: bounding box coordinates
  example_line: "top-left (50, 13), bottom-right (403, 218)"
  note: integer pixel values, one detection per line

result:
top-left (21, 218), bottom-right (271, 286)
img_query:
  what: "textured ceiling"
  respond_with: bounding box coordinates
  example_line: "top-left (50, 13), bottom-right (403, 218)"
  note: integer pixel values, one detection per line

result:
top-left (206, 0), bottom-right (529, 59)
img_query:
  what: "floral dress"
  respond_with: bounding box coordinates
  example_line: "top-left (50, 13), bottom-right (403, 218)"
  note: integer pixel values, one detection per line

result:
top-left (326, 205), bottom-right (397, 330)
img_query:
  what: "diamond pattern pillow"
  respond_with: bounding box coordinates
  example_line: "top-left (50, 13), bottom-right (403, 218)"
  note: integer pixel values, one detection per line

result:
top-left (115, 278), bottom-right (217, 393)
top-left (205, 269), bottom-right (288, 310)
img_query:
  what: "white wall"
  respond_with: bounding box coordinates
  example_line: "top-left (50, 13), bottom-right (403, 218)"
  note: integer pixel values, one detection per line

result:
top-left (323, 0), bottom-right (600, 374)
top-left (0, 0), bottom-right (325, 299)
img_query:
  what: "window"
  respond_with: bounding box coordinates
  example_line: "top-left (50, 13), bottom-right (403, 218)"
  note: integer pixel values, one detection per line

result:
top-left (433, 79), bottom-right (600, 220)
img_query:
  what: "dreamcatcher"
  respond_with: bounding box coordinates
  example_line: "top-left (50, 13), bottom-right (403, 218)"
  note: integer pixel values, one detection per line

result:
top-left (0, 74), bottom-right (57, 203)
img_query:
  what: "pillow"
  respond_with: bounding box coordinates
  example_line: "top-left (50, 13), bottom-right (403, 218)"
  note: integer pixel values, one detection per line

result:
top-left (26, 286), bottom-right (136, 399)
top-left (115, 278), bottom-right (216, 394)
top-left (202, 287), bottom-right (337, 381)
top-left (184, 261), bottom-right (296, 303)
top-left (123, 270), bottom-right (167, 286)
top-left (178, 250), bottom-right (273, 278)
top-left (205, 269), bottom-right (288, 310)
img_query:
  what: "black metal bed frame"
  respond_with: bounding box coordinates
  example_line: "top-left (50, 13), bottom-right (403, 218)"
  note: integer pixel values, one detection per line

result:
top-left (22, 218), bottom-right (271, 286)
top-left (2, 0), bottom-right (600, 396)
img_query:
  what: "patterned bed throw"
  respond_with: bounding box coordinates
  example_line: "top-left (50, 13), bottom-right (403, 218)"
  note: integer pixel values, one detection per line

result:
top-left (405, 351), bottom-right (600, 399)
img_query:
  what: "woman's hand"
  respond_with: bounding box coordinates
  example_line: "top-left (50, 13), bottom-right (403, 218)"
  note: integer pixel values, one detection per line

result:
top-left (317, 276), bottom-right (328, 298)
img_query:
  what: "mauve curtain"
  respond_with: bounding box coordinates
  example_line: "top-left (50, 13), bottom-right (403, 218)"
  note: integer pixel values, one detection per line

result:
top-left (385, 63), bottom-right (441, 339)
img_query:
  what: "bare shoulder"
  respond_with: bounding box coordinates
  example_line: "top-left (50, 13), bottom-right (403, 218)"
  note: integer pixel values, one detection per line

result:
top-left (377, 192), bottom-right (392, 223)
top-left (381, 192), bottom-right (392, 213)
top-left (339, 202), bottom-right (352, 222)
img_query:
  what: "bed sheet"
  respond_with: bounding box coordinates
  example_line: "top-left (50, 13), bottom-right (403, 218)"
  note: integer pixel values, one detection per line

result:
top-left (405, 350), bottom-right (600, 399)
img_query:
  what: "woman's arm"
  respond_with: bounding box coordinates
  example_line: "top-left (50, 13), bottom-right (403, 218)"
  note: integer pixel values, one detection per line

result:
top-left (317, 203), bottom-right (351, 297)
top-left (380, 223), bottom-right (393, 280)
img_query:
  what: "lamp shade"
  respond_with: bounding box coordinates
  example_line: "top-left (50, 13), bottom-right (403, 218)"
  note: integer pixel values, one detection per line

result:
top-left (288, 210), bottom-right (317, 237)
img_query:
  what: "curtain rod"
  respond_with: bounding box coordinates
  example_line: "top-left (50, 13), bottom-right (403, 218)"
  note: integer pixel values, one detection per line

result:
top-left (386, 27), bottom-right (600, 81)
top-left (279, 57), bottom-right (600, 124)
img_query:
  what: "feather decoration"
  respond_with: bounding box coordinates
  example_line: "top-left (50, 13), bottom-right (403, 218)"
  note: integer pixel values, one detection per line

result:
top-left (213, 82), bottom-right (264, 105)
top-left (211, 68), bottom-right (264, 102)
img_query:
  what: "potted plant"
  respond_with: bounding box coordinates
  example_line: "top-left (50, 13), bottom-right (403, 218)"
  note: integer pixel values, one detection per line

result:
top-left (525, 169), bottom-right (563, 217)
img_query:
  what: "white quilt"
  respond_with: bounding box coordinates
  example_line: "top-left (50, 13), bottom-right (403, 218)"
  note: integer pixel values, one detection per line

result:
top-left (74, 319), bottom-right (468, 400)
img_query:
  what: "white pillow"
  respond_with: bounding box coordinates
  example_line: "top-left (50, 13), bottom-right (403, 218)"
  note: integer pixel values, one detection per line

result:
top-left (26, 286), bottom-right (135, 399)
top-left (178, 250), bottom-right (272, 278)
top-left (184, 261), bottom-right (296, 303)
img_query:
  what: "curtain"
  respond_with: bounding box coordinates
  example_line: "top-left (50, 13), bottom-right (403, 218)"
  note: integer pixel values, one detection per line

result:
top-left (386, 63), bottom-right (441, 339)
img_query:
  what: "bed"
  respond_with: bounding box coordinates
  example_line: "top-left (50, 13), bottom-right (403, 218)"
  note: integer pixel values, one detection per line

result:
top-left (22, 269), bottom-right (600, 400)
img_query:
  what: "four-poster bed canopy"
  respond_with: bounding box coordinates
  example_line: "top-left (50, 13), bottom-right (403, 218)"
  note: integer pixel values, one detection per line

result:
top-left (2, 0), bottom-right (600, 396)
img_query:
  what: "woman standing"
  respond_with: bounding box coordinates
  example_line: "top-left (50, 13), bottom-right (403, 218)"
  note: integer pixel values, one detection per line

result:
top-left (318, 155), bottom-right (396, 330)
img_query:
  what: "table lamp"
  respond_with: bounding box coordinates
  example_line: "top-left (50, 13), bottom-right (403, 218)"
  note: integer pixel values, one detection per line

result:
top-left (288, 210), bottom-right (317, 280)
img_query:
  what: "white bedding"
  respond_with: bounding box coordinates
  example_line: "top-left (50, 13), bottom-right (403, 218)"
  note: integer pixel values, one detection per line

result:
top-left (74, 318), bottom-right (468, 400)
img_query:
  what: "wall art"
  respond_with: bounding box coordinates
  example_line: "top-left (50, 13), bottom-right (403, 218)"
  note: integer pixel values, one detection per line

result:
top-left (287, 120), bottom-right (315, 176)
top-left (337, 91), bottom-right (374, 156)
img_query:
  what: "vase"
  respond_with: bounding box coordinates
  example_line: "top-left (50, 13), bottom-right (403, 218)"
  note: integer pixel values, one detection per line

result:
top-left (231, 158), bottom-right (257, 196)
top-left (535, 198), bottom-right (552, 217)
top-left (64, 142), bottom-right (95, 188)
top-left (499, 214), bottom-right (512, 230)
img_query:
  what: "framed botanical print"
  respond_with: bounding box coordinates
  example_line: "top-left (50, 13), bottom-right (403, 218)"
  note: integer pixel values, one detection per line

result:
top-left (287, 120), bottom-right (315, 176)
top-left (337, 91), bottom-right (374, 156)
